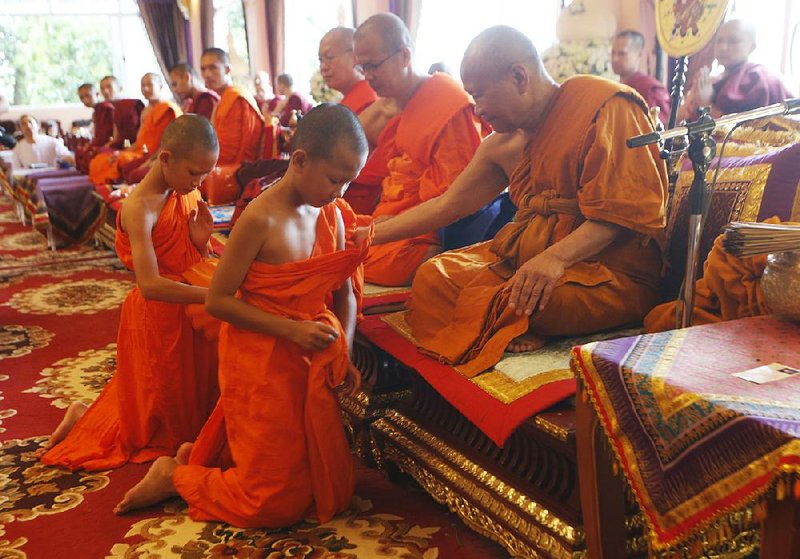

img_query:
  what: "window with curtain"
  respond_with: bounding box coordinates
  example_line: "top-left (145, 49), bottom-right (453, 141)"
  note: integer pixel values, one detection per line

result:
top-left (284, 0), bottom-right (354, 98)
top-left (415, 0), bottom-right (561, 79)
top-left (0, 0), bottom-right (160, 106)
top-left (212, 0), bottom-right (250, 88)
top-left (727, 0), bottom-right (799, 92)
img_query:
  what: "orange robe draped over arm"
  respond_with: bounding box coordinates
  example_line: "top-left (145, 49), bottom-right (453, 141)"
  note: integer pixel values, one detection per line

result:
top-left (88, 101), bottom-right (181, 186)
top-left (340, 79), bottom-right (378, 116)
top-left (203, 86), bottom-right (265, 205)
top-left (172, 204), bottom-right (369, 528)
top-left (405, 76), bottom-right (668, 376)
top-left (41, 191), bottom-right (219, 471)
top-left (363, 73), bottom-right (488, 286)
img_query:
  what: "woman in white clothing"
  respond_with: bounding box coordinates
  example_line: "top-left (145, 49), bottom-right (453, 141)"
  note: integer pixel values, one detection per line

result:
top-left (11, 114), bottom-right (74, 169)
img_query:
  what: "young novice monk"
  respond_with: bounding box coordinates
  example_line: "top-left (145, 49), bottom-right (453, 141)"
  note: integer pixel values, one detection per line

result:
top-left (114, 104), bottom-right (370, 527)
top-left (42, 115), bottom-right (221, 471)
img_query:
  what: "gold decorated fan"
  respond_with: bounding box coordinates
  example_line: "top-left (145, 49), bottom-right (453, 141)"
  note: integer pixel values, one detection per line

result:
top-left (656, 0), bottom-right (731, 57)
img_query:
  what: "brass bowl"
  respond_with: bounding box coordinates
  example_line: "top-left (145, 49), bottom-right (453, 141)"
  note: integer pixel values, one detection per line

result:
top-left (761, 251), bottom-right (800, 321)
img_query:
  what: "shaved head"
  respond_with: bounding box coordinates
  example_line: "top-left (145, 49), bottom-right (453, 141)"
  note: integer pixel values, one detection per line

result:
top-left (142, 72), bottom-right (163, 87)
top-left (715, 19), bottom-right (756, 67)
top-left (170, 63), bottom-right (199, 80)
top-left (160, 114), bottom-right (219, 159)
top-left (293, 103), bottom-right (367, 160)
top-left (322, 27), bottom-right (354, 51)
top-left (461, 25), bottom-right (541, 82)
top-left (202, 47), bottom-right (230, 65)
top-left (719, 19), bottom-right (756, 43)
top-left (614, 30), bottom-right (645, 51)
top-left (355, 12), bottom-right (412, 54)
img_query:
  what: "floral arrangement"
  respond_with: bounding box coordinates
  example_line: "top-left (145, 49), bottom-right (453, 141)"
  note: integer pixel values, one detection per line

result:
top-left (309, 70), bottom-right (343, 104)
top-left (542, 39), bottom-right (616, 84)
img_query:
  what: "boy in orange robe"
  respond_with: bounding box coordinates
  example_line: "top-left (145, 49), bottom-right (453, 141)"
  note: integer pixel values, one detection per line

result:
top-left (89, 73), bottom-right (181, 186)
top-left (356, 26), bottom-right (667, 375)
top-left (352, 14), bottom-right (489, 286)
top-left (114, 104), bottom-right (368, 527)
top-left (200, 48), bottom-right (265, 205)
top-left (42, 115), bottom-right (220, 470)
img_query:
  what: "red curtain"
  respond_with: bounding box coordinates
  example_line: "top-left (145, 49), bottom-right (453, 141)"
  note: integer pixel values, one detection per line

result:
top-left (137, 0), bottom-right (192, 95)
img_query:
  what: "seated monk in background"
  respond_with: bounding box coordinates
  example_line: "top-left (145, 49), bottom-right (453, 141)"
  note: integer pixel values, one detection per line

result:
top-left (89, 72), bottom-right (181, 186)
top-left (170, 63), bottom-right (220, 121)
top-left (272, 73), bottom-right (313, 126)
top-left (200, 47), bottom-right (264, 205)
top-left (318, 26), bottom-right (380, 214)
top-left (679, 20), bottom-right (793, 121)
top-left (115, 105), bottom-right (368, 526)
top-left (42, 115), bottom-right (220, 471)
top-left (352, 13), bottom-right (490, 285)
top-left (611, 30), bottom-right (671, 125)
top-left (100, 74), bottom-right (122, 104)
top-left (75, 83), bottom-right (114, 173)
top-left (254, 71), bottom-right (280, 115)
top-left (356, 26), bottom-right (667, 375)
top-left (99, 75), bottom-right (146, 150)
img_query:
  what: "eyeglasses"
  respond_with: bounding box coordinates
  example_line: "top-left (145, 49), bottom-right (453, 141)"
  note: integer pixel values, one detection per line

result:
top-left (318, 49), bottom-right (352, 65)
top-left (354, 48), bottom-right (403, 75)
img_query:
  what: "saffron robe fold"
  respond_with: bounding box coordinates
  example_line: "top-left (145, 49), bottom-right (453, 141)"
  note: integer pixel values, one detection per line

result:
top-left (173, 203), bottom-right (369, 528)
top-left (183, 90), bottom-right (220, 121)
top-left (713, 62), bottom-right (793, 115)
top-left (340, 79), bottom-right (378, 116)
top-left (622, 71), bottom-right (671, 125)
top-left (363, 73), bottom-right (488, 286)
top-left (88, 101), bottom-right (181, 186)
top-left (644, 223), bottom-right (773, 332)
top-left (204, 86), bottom-right (264, 205)
top-left (41, 190), bottom-right (219, 471)
top-left (405, 76), bottom-right (668, 377)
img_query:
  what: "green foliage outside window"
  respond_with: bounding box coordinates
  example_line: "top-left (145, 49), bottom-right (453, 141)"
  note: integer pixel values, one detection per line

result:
top-left (0, 16), bottom-right (113, 106)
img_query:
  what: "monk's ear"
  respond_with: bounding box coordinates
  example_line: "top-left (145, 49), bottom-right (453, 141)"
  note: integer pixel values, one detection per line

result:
top-left (508, 63), bottom-right (531, 92)
top-left (398, 47), bottom-right (412, 69)
top-left (159, 149), bottom-right (173, 166)
top-left (291, 149), bottom-right (308, 171)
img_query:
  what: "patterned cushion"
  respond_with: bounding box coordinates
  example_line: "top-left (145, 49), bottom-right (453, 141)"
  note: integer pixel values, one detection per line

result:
top-left (665, 140), bottom-right (800, 297)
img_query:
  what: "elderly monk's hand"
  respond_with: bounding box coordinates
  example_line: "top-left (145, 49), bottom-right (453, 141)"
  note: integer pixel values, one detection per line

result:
top-left (352, 225), bottom-right (371, 247)
top-left (188, 200), bottom-right (213, 255)
top-left (291, 320), bottom-right (339, 351)
top-left (341, 360), bottom-right (362, 396)
top-left (506, 251), bottom-right (566, 316)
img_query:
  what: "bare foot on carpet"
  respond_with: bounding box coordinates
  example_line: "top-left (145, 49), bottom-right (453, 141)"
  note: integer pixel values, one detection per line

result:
top-left (114, 456), bottom-right (178, 515)
top-left (45, 401), bottom-right (88, 449)
top-left (176, 443), bottom-right (193, 465)
top-left (506, 334), bottom-right (541, 353)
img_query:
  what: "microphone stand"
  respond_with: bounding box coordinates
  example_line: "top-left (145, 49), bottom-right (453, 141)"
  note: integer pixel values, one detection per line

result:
top-left (628, 98), bottom-right (800, 328)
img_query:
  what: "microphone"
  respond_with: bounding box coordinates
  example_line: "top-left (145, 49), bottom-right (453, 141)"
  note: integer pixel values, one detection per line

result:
top-left (627, 98), bottom-right (800, 149)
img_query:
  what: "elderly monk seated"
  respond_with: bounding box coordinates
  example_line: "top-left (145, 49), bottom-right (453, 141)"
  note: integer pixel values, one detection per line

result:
top-left (200, 47), bottom-right (264, 205)
top-left (351, 13), bottom-right (491, 286)
top-left (679, 20), bottom-right (793, 121)
top-left (318, 26), bottom-right (379, 213)
top-left (89, 73), bottom-right (180, 186)
top-left (356, 25), bottom-right (667, 375)
top-left (611, 30), bottom-right (670, 125)
top-left (170, 63), bottom-right (220, 121)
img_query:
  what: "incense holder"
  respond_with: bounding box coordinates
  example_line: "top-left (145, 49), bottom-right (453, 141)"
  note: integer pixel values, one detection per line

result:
top-left (762, 251), bottom-right (800, 321)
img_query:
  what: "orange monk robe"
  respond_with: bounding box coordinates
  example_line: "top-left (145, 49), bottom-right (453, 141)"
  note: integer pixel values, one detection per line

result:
top-left (363, 73), bottom-right (488, 286)
top-left (173, 203), bottom-right (369, 528)
top-left (340, 79), bottom-right (377, 116)
top-left (406, 76), bottom-right (668, 376)
top-left (41, 191), bottom-right (219, 471)
top-left (88, 101), bottom-right (181, 186)
top-left (203, 86), bottom-right (264, 205)
top-left (643, 222), bottom-right (776, 332)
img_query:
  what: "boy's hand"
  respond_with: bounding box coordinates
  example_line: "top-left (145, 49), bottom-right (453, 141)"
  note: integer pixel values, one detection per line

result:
top-left (340, 360), bottom-right (362, 396)
top-left (291, 320), bottom-right (339, 351)
top-left (188, 200), bottom-right (213, 253)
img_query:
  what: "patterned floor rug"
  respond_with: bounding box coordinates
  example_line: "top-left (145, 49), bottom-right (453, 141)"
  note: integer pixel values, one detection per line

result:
top-left (0, 198), bottom-right (508, 559)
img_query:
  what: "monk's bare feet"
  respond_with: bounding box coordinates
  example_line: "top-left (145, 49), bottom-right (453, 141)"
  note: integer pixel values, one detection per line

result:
top-left (114, 456), bottom-right (178, 515)
top-left (506, 334), bottom-right (542, 353)
top-left (176, 443), bottom-right (193, 465)
top-left (45, 402), bottom-right (88, 449)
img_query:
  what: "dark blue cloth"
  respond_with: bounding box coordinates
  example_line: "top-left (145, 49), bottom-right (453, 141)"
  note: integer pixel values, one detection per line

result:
top-left (440, 192), bottom-right (516, 251)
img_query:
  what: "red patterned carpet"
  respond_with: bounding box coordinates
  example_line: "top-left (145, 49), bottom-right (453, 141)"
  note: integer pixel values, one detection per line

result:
top-left (0, 198), bottom-right (508, 559)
